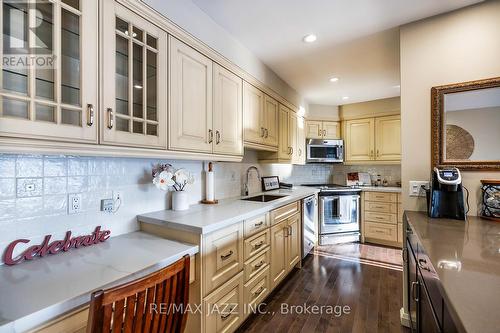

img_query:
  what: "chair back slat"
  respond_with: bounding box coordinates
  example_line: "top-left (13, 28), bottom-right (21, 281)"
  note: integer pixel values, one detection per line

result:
top-left (87, 255), bottom-right (190, 333)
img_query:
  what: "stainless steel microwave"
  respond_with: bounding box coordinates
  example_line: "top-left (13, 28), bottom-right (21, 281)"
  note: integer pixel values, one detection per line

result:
top-left (306, 139), bottom-right (344, 163)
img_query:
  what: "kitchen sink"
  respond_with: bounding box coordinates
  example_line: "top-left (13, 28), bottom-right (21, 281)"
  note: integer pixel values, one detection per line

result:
top-left (241, 194), bottom-right (287, 202)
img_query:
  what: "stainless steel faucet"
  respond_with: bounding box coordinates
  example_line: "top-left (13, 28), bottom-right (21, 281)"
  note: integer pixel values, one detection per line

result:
top-left (243, 166), bottom-right (261, 196)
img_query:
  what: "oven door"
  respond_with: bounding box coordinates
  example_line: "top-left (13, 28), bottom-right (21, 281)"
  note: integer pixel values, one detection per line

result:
top-left (306, 141), bottom-right (344, 163)
top-left (319, 195), bottom-right (360, 234)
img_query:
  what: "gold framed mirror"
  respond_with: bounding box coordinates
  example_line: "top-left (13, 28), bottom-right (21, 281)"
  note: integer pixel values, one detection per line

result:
top-left (431, 77), bottom-right (500, 170)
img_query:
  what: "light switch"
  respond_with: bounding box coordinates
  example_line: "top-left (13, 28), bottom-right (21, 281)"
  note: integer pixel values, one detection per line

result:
top-left (409, 181), bottom-right (429, 197)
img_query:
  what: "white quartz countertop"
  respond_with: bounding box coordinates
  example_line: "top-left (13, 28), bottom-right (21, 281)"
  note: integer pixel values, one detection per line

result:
top-left (359, 186), bottom-right (402, 193)
top-left (138, 186), bottom-right (319, 235)
top-left (0, 232), bottom-right (198, 333)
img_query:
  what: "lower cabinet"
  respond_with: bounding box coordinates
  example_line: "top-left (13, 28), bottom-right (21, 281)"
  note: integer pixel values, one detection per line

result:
top-left (270, 220), bottom-right (288, 289)
top-left (203, 272), bottom-right (244, 333)
top-left (362, 191), bottom-right (402, 248)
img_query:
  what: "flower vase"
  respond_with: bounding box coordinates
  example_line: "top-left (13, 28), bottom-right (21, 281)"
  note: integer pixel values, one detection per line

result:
top-left (172, 191), bottom-right (189, 211)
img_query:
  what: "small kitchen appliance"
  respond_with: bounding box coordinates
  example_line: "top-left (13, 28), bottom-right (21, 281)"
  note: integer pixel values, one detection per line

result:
top-left (306, 139), bottom-right (344, 163)
top-left (428, 167), bottom-right (466, 220)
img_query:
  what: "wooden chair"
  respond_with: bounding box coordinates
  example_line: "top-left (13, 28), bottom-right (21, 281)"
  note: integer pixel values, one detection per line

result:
top-left (87, 255), bottom-right (190, 333)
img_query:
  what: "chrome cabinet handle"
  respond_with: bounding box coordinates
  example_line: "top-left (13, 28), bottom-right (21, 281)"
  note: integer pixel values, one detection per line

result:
top-left (107, 108), bottom-right (113, 129)
top-left (411, 281), bottom-right (419, 302)
top-left (254, 221), bottom-right (264, 227)
top-left (261, 127), bottom-right (265, 137)
top-left (288, 226), bottom-right (292, 236)
top-left (215, 130), bottom-right (221, 144)
top-left (253, 240), bottom-right (265, 250)
top-left (265, 128), bottom-right (269, 138)
top-left (220, 250), bottom-right (233, 261)
top-left (253, 286), bottom-right (265, 297)
top-left (254, 261), bottom-right (264, 270)
top-left (290, 147), bottom-right (294, 155)
top-left (323, 129), bottom-right (326, 136)
top-left (220, 306), bottom-right (235, 320)
top-left (86, 104), bottom-right (94, 126)
top-left (318, 129), bottom-right (322, 137)
top-left (208, 129), bottom-right (213, 143)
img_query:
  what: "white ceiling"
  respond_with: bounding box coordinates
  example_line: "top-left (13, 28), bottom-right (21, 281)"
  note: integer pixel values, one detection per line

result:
top-left (192, 0), bottom-right (483, 105)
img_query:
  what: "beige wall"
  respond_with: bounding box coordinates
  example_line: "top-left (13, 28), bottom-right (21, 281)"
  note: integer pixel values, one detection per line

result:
top-left (400, 1), bottom-right (500, 214)
top-left (307, 104), bottom-right (340, 121)
top-left (339, 96), bottom-right (400, 120)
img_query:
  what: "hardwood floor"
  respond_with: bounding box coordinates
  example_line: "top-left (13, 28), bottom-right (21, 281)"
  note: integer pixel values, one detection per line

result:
top-left (238, 244), bottom-right (408, 333)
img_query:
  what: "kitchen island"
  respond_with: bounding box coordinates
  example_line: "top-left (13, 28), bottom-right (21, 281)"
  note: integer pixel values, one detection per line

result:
top-left (404, 211), bottom-right (500, 333)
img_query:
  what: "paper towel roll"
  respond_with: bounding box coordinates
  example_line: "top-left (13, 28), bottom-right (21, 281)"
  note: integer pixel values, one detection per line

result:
top-left (206, 163), bottom-right (215, 201)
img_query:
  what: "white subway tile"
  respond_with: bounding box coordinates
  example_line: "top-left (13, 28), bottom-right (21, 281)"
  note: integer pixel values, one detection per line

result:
top-left (44, 157), bottom-right (67, 176)
top-left (44, 177), bottom-right (67, 195)
top-left (16, 197), bottom-right (44, 218)
top-left (68, 157), bottom-right (88, 176)
top-left (67, 176), bottom-right (88, 193)
top-left (0, 200), bottom-right (16, 221)
top-left (16, 156), bottom-right (43, 177)
top-left (0, 178), bottom-right (16, 199)
top-left (16, 178), bottom-right (43, 198)
top-left (0, 157), bottom-right (16, 178)
top-left (44, 194), bottom-right (68, 216)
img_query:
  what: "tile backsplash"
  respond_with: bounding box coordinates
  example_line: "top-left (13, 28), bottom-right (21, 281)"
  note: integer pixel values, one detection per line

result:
top-left (0, 150), bottom-right (400, 264)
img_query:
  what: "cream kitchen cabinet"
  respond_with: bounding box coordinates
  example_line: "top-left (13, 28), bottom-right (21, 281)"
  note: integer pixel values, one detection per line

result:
top-left (344, 118), bottom-right (375, 161)
top-left (289, 111), bottom-right (298, 163)
top-left (169, 37), bottom-right (213, 153)
top-left (375, 115), bottom-right (401, 161)
top-left (344, 115), bottom-right (401, 163)
top-left (243, 82), bottom-right (265, 145)
top-left (305, 120), bottom-right (340, 139)
top-left (102, 1), bottom-right (167, 148)
top-left (213, 64), bottom-right (243, 156)
top-left (362, 191), bottom-right (402, 248)
top-left (295, 116), bottom-right (306, 164)
top-left (270, 220), bottom-right (287, 289)
top-left (0, 0), bottom-right (98, 143)
top-left (263, 95), bottom-right (279, 147)
top-left (277, 104), bottom-right (291, 160)
top-left (286, 212), bottom-right (301, 270)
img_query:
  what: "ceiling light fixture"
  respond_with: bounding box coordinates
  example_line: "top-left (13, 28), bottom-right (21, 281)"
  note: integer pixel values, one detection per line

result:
top-left (342, 96), bottom-right (349, 100)
top-left (303, 34), bottom-right (317, 43)
top-left (329, 77), bottom-right (339, 82)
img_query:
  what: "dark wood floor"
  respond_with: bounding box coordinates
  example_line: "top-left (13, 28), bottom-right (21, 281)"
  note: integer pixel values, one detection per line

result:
top-left (238, 245), bottom-right (408, 333)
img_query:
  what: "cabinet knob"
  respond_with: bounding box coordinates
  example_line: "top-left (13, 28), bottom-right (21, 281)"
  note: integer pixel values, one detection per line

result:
top-left (107, 108), bottom-right (113, 129)
top-left (86, 104), bottom-right (94, 127)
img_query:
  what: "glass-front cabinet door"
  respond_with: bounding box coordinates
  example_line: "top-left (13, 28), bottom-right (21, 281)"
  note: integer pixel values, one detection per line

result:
top-left (0, 0), bottom-right (98, 142)
top-left (101, 1), bottom-right (166, 148)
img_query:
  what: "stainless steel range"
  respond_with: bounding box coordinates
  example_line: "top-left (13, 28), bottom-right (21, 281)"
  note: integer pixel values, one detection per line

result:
top-left (303, 184), bottom-right (362, 245)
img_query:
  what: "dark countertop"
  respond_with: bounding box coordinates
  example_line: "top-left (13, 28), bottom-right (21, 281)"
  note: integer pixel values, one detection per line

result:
top-left (405, 211), bottom-right (500, 333)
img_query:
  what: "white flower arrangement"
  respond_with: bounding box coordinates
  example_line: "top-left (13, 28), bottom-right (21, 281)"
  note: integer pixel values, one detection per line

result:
top-left (152, 163), bottom-right (194, 191)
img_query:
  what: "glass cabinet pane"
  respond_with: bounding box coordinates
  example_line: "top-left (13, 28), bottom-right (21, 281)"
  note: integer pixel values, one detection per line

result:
top-left (2, 97), bottom-right (28, 119)
top-left (61, 8), bottom-right (81, 106)
top-left (36, 104), bottom-right (55, 122)
top-left (133, 43), bottom-right (143, 118)
top-left (115, 34), bottom-right (129, 118)
top-left (146, 49), bottom-right (157, 121)
top-left (35, 1), bottom-right (55, 101)
top-left (62, 0), bottom-right (79, 10)
top-left (61, 108), bottom-right (81, 126)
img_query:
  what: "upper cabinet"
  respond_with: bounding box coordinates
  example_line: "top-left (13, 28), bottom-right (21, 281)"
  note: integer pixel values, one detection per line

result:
top-left (305, 121), bottom-right (340, 139)
top-left (375, 115), bottom-right (401, 161)
top-left (344, 115), bottom-right (401, 163)
top-left (0, 0), bottom-right (98, 142)
top-left (102, 1), bottom-right (167, 148)
top-left (213, 63), bottom-right (243, 156)
top-left (296, 116), bottom-right (306, 164)
top-left (243, 83), bottom-right (278, 150)
top-left (169, 37), bottom-right (213, 153)
top-left (278, 105), bottom-right (290, 160)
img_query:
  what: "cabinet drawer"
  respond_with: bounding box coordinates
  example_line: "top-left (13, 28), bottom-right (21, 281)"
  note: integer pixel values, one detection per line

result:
top-left (203, 222), bottom-right (244, 296)
top-left (244, 248), bottom-right (270, 283)
top-left (244, 214), bottom-right (269, 237)
top-left (244, 229), bottom-right (270, 261)
top-left (243, 266), bottom-right (270, 318)
top-left (204, 272), bottom-right (244, 333)
top-left (270, 201), bottom-right (300, 225)
top-left (398, 203), bottom-right (403, 224)
top-left (365, 201), bottom-right (397, 214)
top-left (365, 192), bottom-right (398, 203)
top-left (365, 211), bottom-right (397, 224)
top-left (365, 222), bottom-right (397, 242)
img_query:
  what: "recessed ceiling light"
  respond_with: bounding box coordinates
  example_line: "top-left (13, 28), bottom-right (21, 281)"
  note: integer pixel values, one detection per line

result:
top-left (393, 85), bottom-right (401, 89)
top-left (342, 96), bottom-right (349, 100)
top-left (329, 77), bottom-right (339, 82)
top-left (303, 34), bottom-right (317, 43)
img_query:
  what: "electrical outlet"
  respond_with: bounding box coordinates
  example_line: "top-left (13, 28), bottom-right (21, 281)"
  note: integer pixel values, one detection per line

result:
top-left (409, 181), bottom-right (430, 197)
top-left (68, 194), bottom-right (82, 214)
top-left (25, 183), bottom-right (35, 191)
top-left (101, 199), bottom-right (114, 213)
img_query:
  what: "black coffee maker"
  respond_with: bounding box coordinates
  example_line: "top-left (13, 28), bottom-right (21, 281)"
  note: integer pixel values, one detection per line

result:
top-left (428, 167), bottom-right (466, 220)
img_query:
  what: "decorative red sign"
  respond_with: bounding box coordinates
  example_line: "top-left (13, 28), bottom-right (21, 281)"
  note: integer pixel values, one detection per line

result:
top-left (3, 226), bottom-right (111, 266)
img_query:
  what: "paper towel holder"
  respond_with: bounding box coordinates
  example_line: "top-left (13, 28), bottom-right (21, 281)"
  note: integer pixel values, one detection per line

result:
top-left (202, 162), bottom-right (219, 205)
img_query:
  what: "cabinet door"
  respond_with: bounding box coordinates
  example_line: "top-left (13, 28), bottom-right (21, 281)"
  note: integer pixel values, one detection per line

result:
top-left (0, 0), bottom-right (98, 143)
top-left (375, 115), bottom-right (401, 161)
top-left (289, 112), bottom-right (299, 163)
top-left (169, 37), bottom-right (213, 153)
top-left (322, 121), bottom-right (340, 139)
top-left (344, 118), bottom-right (375, 161)
top-left (263, 95), bottom-right (279, 147)
top-left (277, 104), bottom-right (290, 159)
top-left (102, 2), bottom-right (167, 148)
top-left (305, 121), bottom-right (323, 139)
top-left (296, 116), bottom-right (306, 164)
top-left (243, 82), bottom-right (264, 144)
top-left (270, 221), bottom-right (287, 289)
top-left (286, 213), bottom-right (301, 271)
top-left (213, 64), bottom-right (243, 156)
